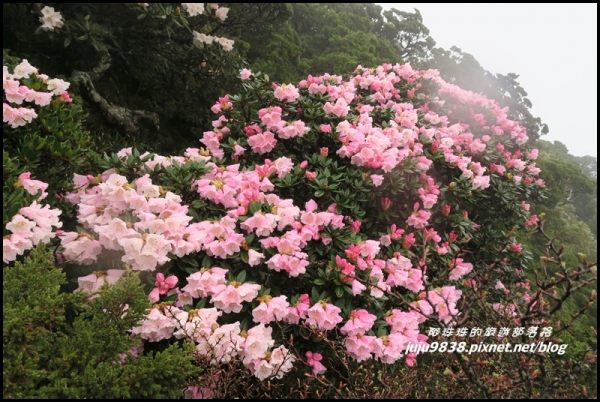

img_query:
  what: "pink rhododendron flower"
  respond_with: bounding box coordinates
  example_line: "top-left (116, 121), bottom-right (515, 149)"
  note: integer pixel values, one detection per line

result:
top-left (240, 68), bottom-right (252, 80)
top-left (154, 272), bottom-right (178, 294)
top-left (3, 104), bottom-right (37, 127)
top-left (344, 334), bottom-right (376, 362)
top-left (305, 301), bottom-right (343, 330)
top-left (284, 294), bottom-right (310, 324)
top-left (247, 131), bottom-right (277, 154)
top-left (305, 351), bottom-right (327, 376)
top-left (448, 258), bottom-right (473, 281)
top-left (248, 249), bottom-right (265, 266)
top-left (340, 309), bottom-right (377, 336)
top-left (252, 295), bottom-right (290, 324)
top-left (370, 174), bottom-right (384, 187)
top-left (74, 269), bottom-right (126, 298)
top-left (273, 83), bottom-right (300, 103)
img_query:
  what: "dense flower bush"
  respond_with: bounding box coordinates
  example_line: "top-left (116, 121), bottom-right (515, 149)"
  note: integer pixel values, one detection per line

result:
top-left (65, 62), bottom-right (542, 371)
top-left (4, 58), bottom-right (596, 398)
top-left (3, 52), bottom-right (93, 229)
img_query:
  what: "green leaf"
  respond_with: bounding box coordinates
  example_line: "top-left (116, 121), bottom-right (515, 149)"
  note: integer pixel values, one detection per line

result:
top-left (145, 275), bottom-right (156, 286)
top-left (311, 286), bottom-right (320, 303)
top-left (201, 255), bottom-right (213, 268)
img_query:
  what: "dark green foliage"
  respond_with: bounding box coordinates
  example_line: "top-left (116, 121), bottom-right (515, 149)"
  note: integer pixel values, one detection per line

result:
top-left (243, 3), bottom-right (402, 83)
top-left (377, 7), bottom-right (436, 66)
top-left (3, 245), bottom-right (200, 398)
top-left (535, 140), bottom-right (597, 236)
top-left (3, 3), bottom-right (252, 155)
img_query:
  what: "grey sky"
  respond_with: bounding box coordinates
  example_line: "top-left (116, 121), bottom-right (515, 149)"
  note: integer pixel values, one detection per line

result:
top-left (378, 3), bottom-right (597, 157)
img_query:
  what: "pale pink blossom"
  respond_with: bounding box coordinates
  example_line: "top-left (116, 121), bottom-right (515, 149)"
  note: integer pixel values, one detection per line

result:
top-left (248, 249), bottom-right (265, 266)
top-left (240, 68), bottom-right (252, 80)
top-left (305, 301), bottom-right (343, 330)
top-left (273, 84), bottom-right (300, 103)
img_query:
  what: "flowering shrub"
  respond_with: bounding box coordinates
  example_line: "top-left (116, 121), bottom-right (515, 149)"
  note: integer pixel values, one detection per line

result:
top-left (3, 173), bottom-right (62, 263)
top-left (4, 61), bottom-right (596, 397)
top-left (3, 54), bottom-right (93, 222)
top-left (63, 63), bottom-right (539, 367)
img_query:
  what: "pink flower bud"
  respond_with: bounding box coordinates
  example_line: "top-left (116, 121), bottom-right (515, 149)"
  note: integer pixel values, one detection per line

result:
top-left (244, 126), bottom-right (255, 136)
top-left (350, 219), bottom-right (361, 233)
top-left (509, 243), bottom-right (523, 253)
top-left (381, 197), bottom-right (391, 211)
top-left (60, 91), bottom-right (73, 102)
top-left (464, 279), bottom-right (476, 288)
top-left (403, 233), bottom-right (415, 249)
top-left (442, 204), bottom-right (451, 216)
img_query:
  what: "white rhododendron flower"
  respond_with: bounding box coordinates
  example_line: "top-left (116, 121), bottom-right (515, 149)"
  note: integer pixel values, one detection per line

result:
top-left (39, 6), bottom-right (64, 31)
top-left (182, 3), bottom-right (205, 17)
top-left (215, 6), bottom-right (229, 21)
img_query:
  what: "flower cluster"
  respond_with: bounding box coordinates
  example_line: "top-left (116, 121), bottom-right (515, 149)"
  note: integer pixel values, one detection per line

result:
top-left (182, 3), bottom-right (229, 21)
top-left (3, 174), bottom-right (62, 263)
top-left (74, 269), bottom-right (126, 298)
top-left (39, 6), bottom-right (64, 31)
top-left (3, 61), bottom-right (71, 128)
top-left (62, 172), bottom-right (195, 271)
top-left (193, 31), bottom-right (235, 51)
